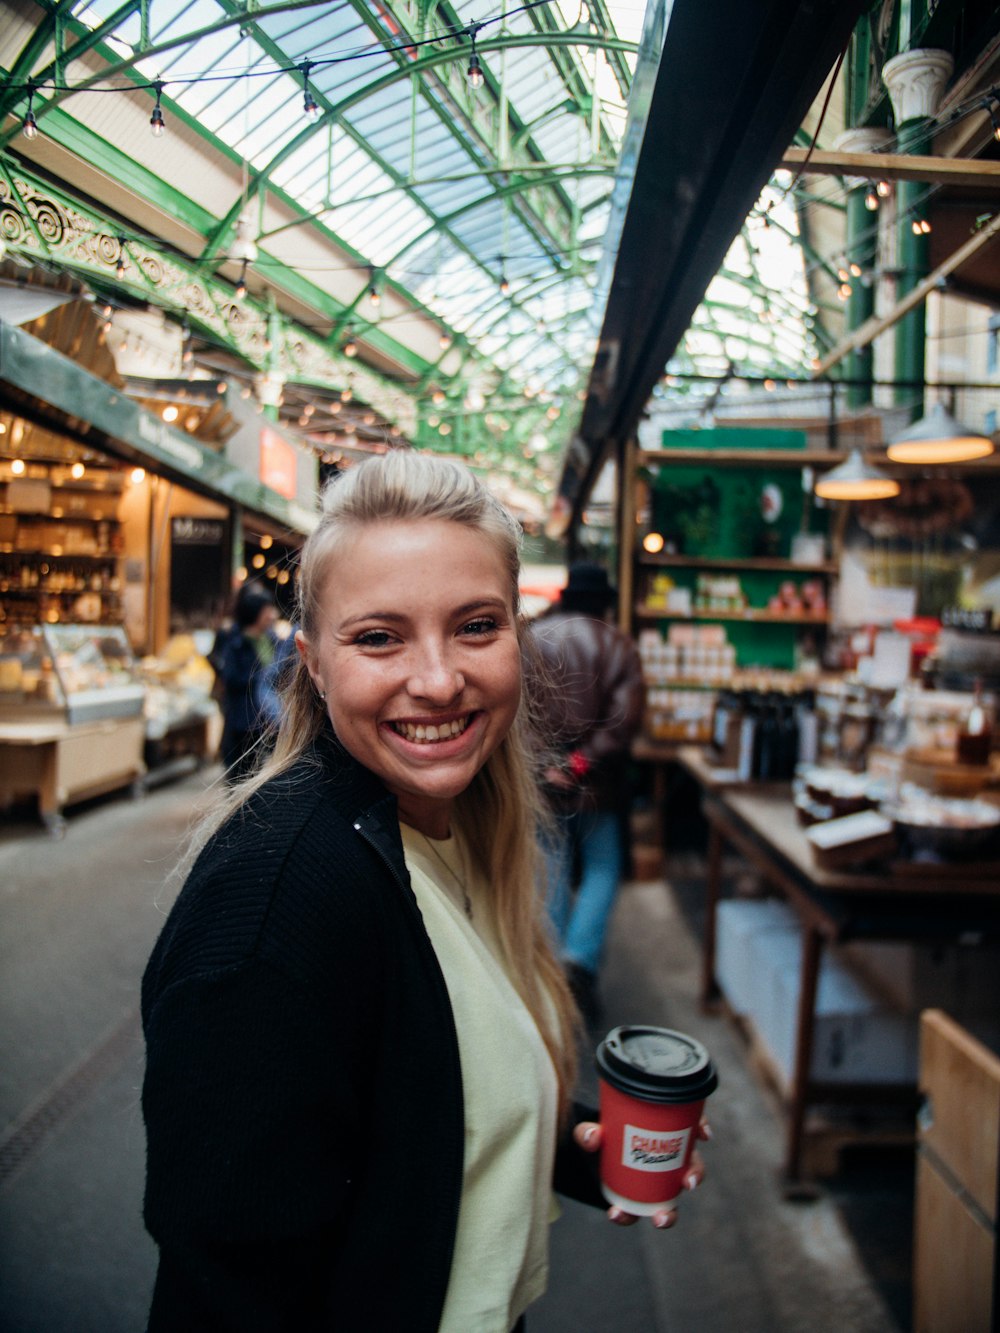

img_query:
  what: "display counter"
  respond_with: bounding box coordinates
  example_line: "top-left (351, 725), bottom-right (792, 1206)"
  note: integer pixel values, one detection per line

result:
top-left (0, 623), bottom-right (146, 831)
top-left (139, 632), bottom-right (221, 781)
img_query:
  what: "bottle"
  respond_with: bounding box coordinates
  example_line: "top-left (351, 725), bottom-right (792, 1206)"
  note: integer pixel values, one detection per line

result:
top-left (753, 695), bottom-right (780, 780)
top-left (776, 697), bottom-right (800, 779)
top-left (956, 682), bottom-right (993, 766)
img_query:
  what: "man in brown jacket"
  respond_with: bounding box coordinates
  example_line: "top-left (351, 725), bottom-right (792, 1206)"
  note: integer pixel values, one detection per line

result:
top-left (530, 563), bottom-right (645, 1023)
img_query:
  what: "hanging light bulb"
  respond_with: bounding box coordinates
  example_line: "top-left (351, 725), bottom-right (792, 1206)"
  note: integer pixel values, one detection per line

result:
top-left (864, 185), bottom-right (879, 211)
top-left (341, 385), bottom-right (353, 402)
top-left (876, 179), bottom-right (891, 198)
top-left (22, 81), bottom-right (38, 139)
top-left (150, 81), bottom-right (165, 136)
top-left (235, 260), bottom-right (248, 300)
top-left (115, 240), bottom-right (127, 279)
top-left (439, 331), bottom-right (452, 349)
top-left (499, 269), bottom-right (510, 295)
top-left (343, 334), bottom-right (357, 358)
top-left (367, 266), bottom-right (381, 307)
top-left (301, 61), bottom-right (320, 121)
top-left (467, 50), bottom-right (484, 91)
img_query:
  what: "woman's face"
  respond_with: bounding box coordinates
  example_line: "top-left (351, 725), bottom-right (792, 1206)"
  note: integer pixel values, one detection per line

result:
top-left (297, 518), bottom-right (521, 838)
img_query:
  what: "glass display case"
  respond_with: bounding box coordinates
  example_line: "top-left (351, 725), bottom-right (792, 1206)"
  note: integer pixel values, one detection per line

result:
top-left (0, 623), bottom-right (145, 725)
top-left (0, 622), bottom-right (147, 832)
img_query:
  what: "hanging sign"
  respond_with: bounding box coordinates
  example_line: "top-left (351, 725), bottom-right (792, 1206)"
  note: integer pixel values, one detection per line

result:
top-left (260, 426), bottom-right (297, 500)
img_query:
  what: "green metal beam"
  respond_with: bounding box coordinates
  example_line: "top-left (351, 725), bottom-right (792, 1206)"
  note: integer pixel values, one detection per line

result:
top-left (0, 320), bottom-right (319, 533)
top-left (0, 154), bottom-right (419, 431)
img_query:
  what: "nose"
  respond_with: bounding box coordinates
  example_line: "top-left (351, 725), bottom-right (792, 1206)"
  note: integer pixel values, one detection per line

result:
top-left (407, 641), bottom-right (465, 704)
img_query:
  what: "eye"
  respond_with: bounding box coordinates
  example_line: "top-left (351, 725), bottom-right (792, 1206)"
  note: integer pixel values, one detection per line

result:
top-left (460, 616), bottom-right (500, 637)
top-left (354, 628), bottom-right (397, 648)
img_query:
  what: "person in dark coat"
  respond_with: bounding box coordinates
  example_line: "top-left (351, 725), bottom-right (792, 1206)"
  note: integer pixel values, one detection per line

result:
top-left (530, 562), bottom-right (646, 1024)
top-left (142, 454), bottom-right (705, 1332)
top-left (217, 583), bottom-right (279, 783)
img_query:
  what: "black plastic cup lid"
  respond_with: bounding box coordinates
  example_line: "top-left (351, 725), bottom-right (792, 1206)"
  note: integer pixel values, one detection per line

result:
top-left (596, 1025), bottom-right (719, 1104)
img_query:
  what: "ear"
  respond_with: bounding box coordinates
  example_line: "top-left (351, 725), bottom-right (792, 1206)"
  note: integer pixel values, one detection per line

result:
top-left (295, 629), bottom-right (324, 694)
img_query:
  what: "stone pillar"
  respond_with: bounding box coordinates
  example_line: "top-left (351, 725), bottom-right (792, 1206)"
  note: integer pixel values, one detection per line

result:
top-left (882, 49), bottom-right (954, 417)
top-left (832, 127), bottom-right (892, 408)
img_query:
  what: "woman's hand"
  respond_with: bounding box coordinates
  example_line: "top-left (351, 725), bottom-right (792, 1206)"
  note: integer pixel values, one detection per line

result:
top-left (573, 1119), bottom-right (711, 1230)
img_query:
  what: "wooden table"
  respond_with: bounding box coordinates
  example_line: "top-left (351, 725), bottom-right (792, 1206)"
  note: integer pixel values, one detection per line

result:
top-left (0, 716), bottom-right (146, 834)
top-left (676, 748), bottom-right (1000, 1183)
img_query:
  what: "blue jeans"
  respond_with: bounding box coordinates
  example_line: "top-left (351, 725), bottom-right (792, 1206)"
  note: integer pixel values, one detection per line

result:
top-left (543, 809), bottom-right (623, 974)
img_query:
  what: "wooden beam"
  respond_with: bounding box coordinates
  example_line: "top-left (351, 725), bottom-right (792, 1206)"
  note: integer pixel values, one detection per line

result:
top-left (810, 210), bottom-right (1000, 378)
top-left (779, 147), bottom-right (1000, 190)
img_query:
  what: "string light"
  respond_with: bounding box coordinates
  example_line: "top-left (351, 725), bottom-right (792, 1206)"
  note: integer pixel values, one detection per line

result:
top-left (499, 267), bottom-right (510, 295)
top-left (367, 265), bottom-right (381, 307)
top-left (439, 331), bottom-right (452, 349)
top-left (343, 333), bottom-right (357, 358)
top-left (301, 61), bottom-right (320, 121)
top-left (876, 180), bottom-right (892, 198)
top-left (467, 28), bottom-right (485, 91)
top-left (864, 184), bottom-right (879, 211)
top-left (115, 240), bottom-right (127, 279)
top-left (150, 81), bottom-right (165, 136)
top-left (235, 259), bottom-right (248, 299)
top-left (22, 81), bottom-right (38, 139)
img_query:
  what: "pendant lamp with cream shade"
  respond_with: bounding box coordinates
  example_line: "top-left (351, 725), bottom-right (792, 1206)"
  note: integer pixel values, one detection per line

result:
top-left (886, 402), bottom-right (994, 464)
top-left (814, 448), bottom-right (900, 501)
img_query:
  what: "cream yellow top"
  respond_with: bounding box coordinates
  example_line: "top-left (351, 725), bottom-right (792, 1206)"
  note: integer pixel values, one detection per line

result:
top-left (400, 823), bottom-right (558, 1333)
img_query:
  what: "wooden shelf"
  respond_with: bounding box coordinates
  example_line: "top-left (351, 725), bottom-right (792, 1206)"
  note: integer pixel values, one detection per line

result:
top-left (639, 448), bottom-right (845, 468)
top-left (0, 510), bottom-right (121, 523)
top-left (636, 605), bottom-right (830, 625)
top-left (637, 553), bottom-right (836, 574)
top-left (0, 551), bottom-right (117, 561)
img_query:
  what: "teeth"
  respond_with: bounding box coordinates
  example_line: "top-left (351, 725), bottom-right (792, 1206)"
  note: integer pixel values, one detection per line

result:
top-left (393, 716), bottom-right (470, 744)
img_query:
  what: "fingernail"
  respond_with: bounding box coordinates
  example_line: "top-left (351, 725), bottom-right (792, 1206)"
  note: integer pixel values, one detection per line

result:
top-left (654, 1212), bottom-right (674, 1229)
top-left (685, 1173), bottom-right (698, 1191)
top-left (701, 1122), bottom-right (713, 1140)
top-left (582, 1126), bottom-right (598, 1147)
top-left (609, 1207), bottom-right (626, 1224)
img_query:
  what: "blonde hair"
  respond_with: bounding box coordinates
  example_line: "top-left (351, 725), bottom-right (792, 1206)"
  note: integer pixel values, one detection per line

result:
top-left (194, 450), bottom-right (578, 1113)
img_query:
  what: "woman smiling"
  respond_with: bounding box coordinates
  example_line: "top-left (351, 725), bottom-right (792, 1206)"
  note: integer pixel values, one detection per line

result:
top-left (141, 450), bottom-right (701, 1332)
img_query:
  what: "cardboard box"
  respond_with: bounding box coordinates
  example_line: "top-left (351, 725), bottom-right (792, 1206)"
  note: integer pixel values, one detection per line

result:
top-left (750, 927), bottom-right (918, 1086)
top-left (716, 898), bottom-right (799, 1016)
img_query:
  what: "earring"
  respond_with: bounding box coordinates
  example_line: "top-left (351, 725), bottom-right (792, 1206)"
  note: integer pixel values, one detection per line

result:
top-left (318, 690), bottom-right (326, 701)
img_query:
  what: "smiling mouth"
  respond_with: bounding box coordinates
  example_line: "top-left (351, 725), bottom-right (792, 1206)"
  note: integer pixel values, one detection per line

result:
top-left (389, 714), bottom-right (474, 744)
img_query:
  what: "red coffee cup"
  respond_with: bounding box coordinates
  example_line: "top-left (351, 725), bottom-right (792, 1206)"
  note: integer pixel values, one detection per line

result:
top-left (595, 1025), bottom-right (718, 1215)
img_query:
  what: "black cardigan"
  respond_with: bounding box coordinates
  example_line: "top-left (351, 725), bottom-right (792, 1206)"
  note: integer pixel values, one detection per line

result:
top-left (142, 729), bottom-right (601, 1331)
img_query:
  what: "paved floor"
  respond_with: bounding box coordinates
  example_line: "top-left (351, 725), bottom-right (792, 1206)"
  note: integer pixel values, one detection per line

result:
top-left (0, 771), bottom-right (902, 1332)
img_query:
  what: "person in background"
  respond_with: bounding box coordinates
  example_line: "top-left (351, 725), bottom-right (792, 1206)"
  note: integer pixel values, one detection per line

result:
top-left (141, 453), bottom-right (702, 1333)
top-left (530, 562), bottom-right (646, 1025)
top-left (217, 582), bottom-right (279, 783)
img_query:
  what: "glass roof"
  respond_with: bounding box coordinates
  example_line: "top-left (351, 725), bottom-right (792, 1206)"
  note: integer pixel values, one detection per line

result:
top-left (0, 0), bottom-right (818, 516)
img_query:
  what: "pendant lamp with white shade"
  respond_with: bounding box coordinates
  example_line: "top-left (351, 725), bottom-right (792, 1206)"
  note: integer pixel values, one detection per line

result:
top-left (887, 403), bottom-right (994, 464)
top-left (814, 448), bottom-right (900, 501)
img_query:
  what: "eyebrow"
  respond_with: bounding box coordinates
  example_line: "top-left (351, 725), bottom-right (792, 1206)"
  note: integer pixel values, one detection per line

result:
top-left (338, 598), bottom-right (509, 631)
